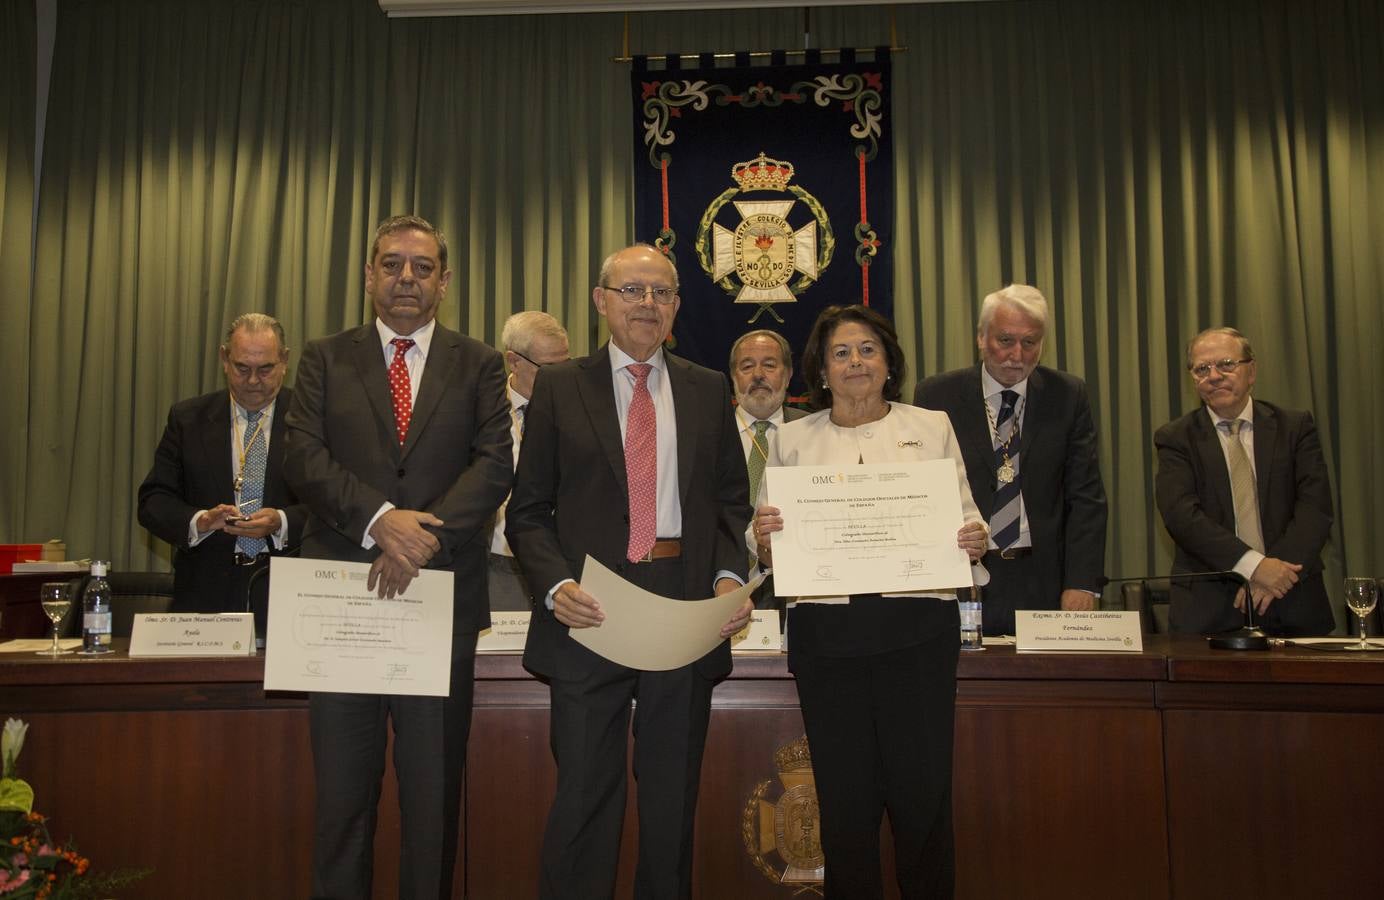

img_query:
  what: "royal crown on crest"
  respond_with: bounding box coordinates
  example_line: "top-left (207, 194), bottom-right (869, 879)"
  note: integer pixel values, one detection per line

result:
top-left (773, 735), bottom-right (814, 773)
top-left (731, 152), bottom-right (795, 192)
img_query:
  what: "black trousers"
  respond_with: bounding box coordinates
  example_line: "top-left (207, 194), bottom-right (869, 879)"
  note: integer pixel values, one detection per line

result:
top-left (539, 557), bottom-right (715, 900)
top-left (792, 627), bottom-right (961, 900)
top-left (309, 630), bottom-right (478, 900)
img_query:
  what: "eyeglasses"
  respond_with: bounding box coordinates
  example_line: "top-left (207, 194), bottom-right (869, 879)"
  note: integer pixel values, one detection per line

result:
top-left (512, 349), bottom-right (568, 368)
top-left (1189, 358), bottom-right (1253, 381)
top-left (602, 284), bottom-right (678, 305)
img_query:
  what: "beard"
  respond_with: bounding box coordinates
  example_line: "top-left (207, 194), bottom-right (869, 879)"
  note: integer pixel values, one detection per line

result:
top-left (736, 384), bottom-right (788, 420)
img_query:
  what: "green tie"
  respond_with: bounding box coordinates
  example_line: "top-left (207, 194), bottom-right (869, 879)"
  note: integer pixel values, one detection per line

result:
top-left (747, 420), bottom-right (771, 505)
top-left (1221, 419), bottom-right (1265, 553)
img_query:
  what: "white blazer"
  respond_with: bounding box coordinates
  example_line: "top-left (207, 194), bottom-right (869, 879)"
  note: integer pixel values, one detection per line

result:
top-left (756, 402), bottom-right (988, 601)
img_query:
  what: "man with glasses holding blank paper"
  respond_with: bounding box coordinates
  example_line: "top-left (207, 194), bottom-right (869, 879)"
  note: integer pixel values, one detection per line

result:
top-left (1155, 327), bottom-right (1335, 636)
top-left (506, 243), bottom-right (752, 900)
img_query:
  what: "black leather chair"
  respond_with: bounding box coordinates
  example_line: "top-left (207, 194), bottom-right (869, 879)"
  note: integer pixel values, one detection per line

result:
top-left (61, 571), bottom-right (176, 638)
top-left (1120, 581), bottom-right (1171, 634)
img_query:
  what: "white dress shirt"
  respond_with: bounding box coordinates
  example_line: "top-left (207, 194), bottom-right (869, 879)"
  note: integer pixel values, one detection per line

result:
top-left (362, 317), bottom-right (437, 548)
top-left (489, 381), bottom-right (528, 556)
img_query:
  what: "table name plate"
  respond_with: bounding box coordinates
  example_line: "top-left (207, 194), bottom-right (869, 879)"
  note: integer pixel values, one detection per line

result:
top-left (129, 613), bottom-right (256, 657)
top-left (1015, 610), bottom-right (1143, 652)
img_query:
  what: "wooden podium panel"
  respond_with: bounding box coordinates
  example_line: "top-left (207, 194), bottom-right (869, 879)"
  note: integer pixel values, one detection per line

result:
top-left (1161, 645), bottom-right (1384, 900)
top-left (2, 637), bottom-right (1382, 898)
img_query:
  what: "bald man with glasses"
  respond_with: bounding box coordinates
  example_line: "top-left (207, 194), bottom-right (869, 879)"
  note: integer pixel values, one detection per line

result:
top-left (1155, 327), bottom-right (1335, 636)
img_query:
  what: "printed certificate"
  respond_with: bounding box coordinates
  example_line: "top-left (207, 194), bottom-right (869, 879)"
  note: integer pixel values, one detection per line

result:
top-left (263, 557), bottom-right (454, 696)
top-left (766, 461), bottom-right (974, 598)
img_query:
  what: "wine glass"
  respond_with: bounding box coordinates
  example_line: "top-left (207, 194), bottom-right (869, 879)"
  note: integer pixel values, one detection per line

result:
top-left (1343, 577), bottom-right (1379, 651)
top-left (36, 581), bottom-right (74, 656)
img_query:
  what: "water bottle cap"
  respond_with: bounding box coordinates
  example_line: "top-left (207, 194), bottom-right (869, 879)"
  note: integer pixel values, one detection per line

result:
top-left (90, 561), bottom-right (108, 576)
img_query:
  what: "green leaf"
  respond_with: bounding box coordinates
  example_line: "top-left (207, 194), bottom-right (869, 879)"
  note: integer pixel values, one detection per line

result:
top-left (0, 776), bottom-right (34, 813)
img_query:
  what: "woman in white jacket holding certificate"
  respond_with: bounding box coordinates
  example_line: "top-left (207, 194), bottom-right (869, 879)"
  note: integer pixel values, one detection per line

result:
top-left (751, 304), bottom-right (987, 900)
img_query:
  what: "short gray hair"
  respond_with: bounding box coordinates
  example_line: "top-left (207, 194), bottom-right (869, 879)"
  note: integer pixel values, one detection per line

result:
top-left (223, 313), bottom-right (288, 356)
top-left (728, 329), bottom-right (793, 374)
top-left (501, 310), bottom-right (568, 356)
top-left (977, 284), bottom-right (1049, 337)
top-left (596, 243), bottom-right (679, 292)
top-left (1186, 327), bottom-right (1254, 369)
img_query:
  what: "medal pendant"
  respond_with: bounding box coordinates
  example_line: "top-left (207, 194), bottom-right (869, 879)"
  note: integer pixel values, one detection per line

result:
top-left (997, 461), bottom-right (1015, 485)
top-left (234, 474), bottom-right (244, 494)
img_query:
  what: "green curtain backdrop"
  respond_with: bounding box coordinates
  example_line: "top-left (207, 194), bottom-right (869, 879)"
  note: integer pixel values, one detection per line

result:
top-left (12, 0), bottom-right (1382, 625)
top-left (1, 0), bottom-right (36, 542)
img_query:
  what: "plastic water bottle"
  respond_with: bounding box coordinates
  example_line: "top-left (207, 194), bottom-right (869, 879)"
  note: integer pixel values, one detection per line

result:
top-left (959, 588), bottom-right (983, 650)
top-left (82, 561), bottom-right (113, 654)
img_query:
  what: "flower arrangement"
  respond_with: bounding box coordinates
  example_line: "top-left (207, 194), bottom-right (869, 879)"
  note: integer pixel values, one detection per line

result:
top-left (0, 719), bottom-right (148, 898)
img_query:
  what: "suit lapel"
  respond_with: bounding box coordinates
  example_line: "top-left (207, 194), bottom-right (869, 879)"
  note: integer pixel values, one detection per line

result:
top-left (577, 346), bottom-right (628, 496)
top-left (201, 393), bottom-right (235, 499)
top-left (666, 353), bottom-right (697, 503)
top-left (1251, 399), bottom-right (1276, 526)
top-left (1193, 409), bottom-right (1235, 524)
top-left (402, 325), bottom-right (458, 462)
top-left (265, 391), bottom-right (290, 504)
top-left (1019, 366), bottom-right (1043, 458)
top-left (954, 366), bottom-right (996, 499)
top-left (351, 324), bottom-right (398, 460)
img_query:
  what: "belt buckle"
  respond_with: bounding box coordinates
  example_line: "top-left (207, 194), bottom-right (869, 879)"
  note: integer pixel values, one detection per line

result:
top-left (638, 546), bottom-right (656, 563)
top-left (999, 547), bottom-right (1025, 560)
top-left (234, 551), bottom-right (264, 567)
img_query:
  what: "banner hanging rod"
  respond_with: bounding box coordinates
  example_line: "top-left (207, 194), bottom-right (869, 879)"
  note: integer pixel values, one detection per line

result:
top-left (614, 7), bottom-right (902, 64)
top-left (612, 46), bottom-right (906, 64)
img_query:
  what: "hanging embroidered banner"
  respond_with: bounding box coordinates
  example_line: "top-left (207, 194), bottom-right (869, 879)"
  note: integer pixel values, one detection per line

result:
top-left (631, 50), bottom-right (893, 394)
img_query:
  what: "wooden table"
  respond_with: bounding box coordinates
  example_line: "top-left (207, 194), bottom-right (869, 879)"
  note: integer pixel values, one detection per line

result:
top-left (1, 637), bottom-right (1380, 899)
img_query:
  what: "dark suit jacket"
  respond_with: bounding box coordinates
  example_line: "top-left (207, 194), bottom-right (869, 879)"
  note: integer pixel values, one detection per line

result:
top-left (507, 345), bottom-right (751, 679)
top-left (1154, 399), bottom-right (1334, 635)
top-left (914, 364), bottom-right (1108, 609)
top-left (283, 322), bottom-right (513, 633)
top-left (137, 388), bottom-right (306, 613)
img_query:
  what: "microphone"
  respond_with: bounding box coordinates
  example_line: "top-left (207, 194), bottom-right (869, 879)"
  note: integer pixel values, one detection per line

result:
top-left (1101, 570), bottom-right (1268, 650)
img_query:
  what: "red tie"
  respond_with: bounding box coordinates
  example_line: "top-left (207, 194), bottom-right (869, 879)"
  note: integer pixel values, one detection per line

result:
top-left (625, 363), bottom-right (657, 562)
top-left (389, 338), bottom-right (415, 445)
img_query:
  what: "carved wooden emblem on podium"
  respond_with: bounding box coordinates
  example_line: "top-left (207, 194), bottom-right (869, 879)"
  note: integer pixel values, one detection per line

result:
top-left (741, 735), bottom-right (824, 893)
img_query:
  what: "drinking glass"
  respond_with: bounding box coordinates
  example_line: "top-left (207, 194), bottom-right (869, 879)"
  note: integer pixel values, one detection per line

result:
top-left (1343, 577), bottom-right (1379, 651)
top-left (36, 581), bottom-right (73, 656)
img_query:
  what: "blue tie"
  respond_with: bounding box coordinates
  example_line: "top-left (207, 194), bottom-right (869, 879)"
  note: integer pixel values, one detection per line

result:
top-left (991, 390), bottom-right (1022, 550)
top-left (237, 409), bottom-right (267, 557)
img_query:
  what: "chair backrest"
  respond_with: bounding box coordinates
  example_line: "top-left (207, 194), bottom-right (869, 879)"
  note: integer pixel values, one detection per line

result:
top-left (1121, 581), bottom-right (1171, 634)
top-left (61, 571), bottom-right (176, 638)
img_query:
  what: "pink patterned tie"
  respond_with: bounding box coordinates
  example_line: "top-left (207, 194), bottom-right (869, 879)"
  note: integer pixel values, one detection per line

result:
top-left (625, 363), bottom-right (657, 562)
top-left (389, 338), bottom-right (415, 445)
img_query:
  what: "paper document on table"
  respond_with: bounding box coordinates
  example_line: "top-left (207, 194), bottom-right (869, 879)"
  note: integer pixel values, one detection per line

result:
top-left (263, 557), bottom-right (453, 696)
top-left (0, 639), bottom-right (83, 653)
top-left (570, 555), bottom-right (763, 671)
top-left (767, 461), bottom-right (975, 598)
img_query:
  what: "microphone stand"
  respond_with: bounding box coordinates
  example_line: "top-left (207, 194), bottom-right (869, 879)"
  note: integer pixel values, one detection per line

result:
top-left (244, 544), bottom-right (296, 651)
top-left (1207, 580), bottom-right (1270, 651)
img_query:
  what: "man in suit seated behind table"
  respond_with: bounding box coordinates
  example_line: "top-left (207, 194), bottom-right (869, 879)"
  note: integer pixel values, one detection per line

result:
top-left (1155, 327), bottom-right (1335, 636)
top-left (137, 313), bottom-right (305, 622)
top-left (729, 329), bottom-right (806, 611)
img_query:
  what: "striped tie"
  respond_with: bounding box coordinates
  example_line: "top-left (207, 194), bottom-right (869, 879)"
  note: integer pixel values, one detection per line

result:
top-left (990, 390), bottom-right (1022, 550)
top-left (1221, 419), bottom-right (1265, 553)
